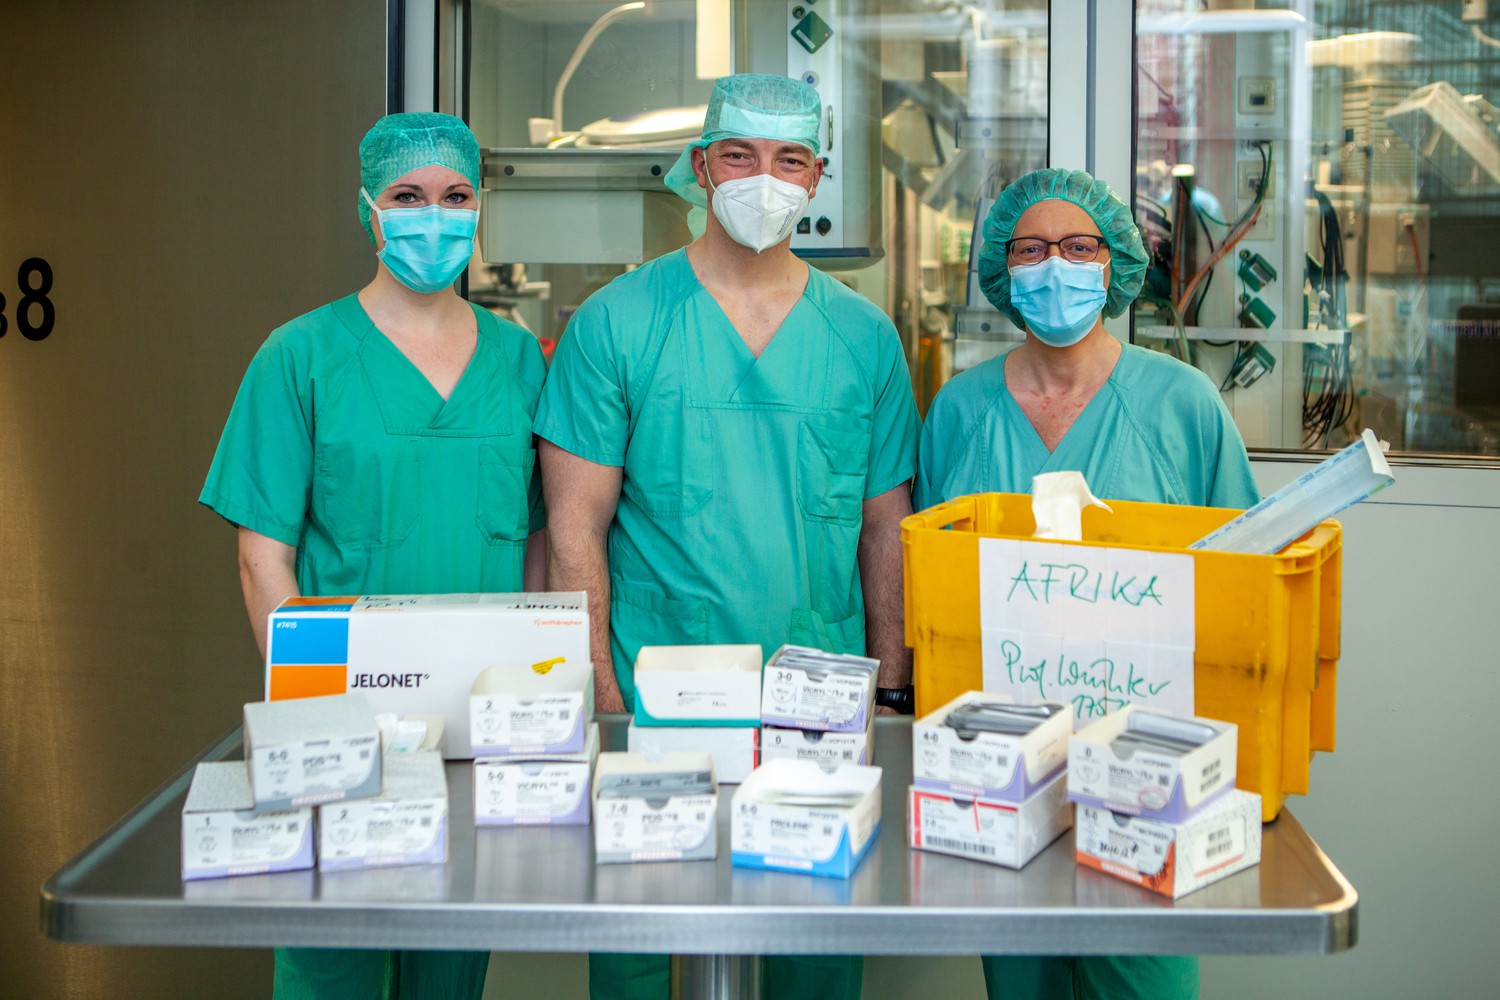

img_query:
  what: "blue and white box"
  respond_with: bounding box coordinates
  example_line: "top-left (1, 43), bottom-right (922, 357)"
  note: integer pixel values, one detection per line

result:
top-left (181, 762), bottom-right (314, 881)
top-left (731, 759), bottom-right (882, 879)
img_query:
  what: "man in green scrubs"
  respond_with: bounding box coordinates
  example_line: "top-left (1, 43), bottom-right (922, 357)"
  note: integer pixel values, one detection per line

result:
top-left (201, 113), bottom-right (547, 1000)
top-left (536, 74), bottom-right (919, 1000)
top-left (916, 168), bottom-right (1259, 1000)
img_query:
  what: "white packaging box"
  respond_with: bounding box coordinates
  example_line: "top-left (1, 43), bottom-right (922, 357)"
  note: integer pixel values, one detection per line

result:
top-left (1068, 706), bottom-right (1237, 823)
top-left (181, 762), bottom-right (314, 880)
top-left (474, 725), bottom-right (599, 826)
top-left (761, 723), bottom-right (874, 767)
top-left (907, 770), bottom-right (1072, 870)
top-left (633, 645), bottom-right (762, 727)
top-left (1075, 790), bottom-right (1263, 898)
top-left (760, 645), bottom-right (879, 733)
top-left (318, 750), bottom-right (448, 871)
top-left (470, 661), bottom-right (593, 757)
top-left (593, 751), bottom-right (718, 863)
top-left (243, 692), bottom-right (382, 812)
top-left (627, 723), bottom-right (759, 784)
top-left (731, 759), bottom-right (882, 879)
top-left (912, 692), bottom-right (1071, 802)
top-left (265, 593), bottom-right (590, 759)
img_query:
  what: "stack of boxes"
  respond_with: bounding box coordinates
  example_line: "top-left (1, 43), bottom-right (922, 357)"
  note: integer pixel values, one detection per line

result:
top-left (759, 645), bottom-right (877, 767)
top-left (1069, 706), bottom-right (1262, 898)
top-left (907, 691), bottom-right (1074, 869)
top-left (470, 662), bottom-right (598, 827)
top-left (626, 645), bottom-right (762, 783)
top-left (183, 692), bottom-right (448, 880)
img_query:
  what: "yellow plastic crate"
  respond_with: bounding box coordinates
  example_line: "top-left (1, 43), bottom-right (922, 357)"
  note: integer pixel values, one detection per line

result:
top-left (902, 494), bottom-right (1343, 822)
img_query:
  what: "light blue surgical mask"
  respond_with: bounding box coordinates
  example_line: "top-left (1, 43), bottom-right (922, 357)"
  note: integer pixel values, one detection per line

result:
top-left (361, 188), bottom-right (478, 294)
top-left (1008, 255), bottom-right (1108, 347)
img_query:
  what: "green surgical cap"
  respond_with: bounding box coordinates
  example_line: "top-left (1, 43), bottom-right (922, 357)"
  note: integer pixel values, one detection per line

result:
top-left (977, 168), bottom-right (1149, 328)
top-left (358, 112), bottom-right (481, 242)
top-left (665, 73), bottom-right (823, 209)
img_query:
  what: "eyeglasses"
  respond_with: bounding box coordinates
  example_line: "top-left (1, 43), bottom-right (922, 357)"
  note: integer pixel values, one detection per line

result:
top-left (1005, 234), bottom-right (1106, 265)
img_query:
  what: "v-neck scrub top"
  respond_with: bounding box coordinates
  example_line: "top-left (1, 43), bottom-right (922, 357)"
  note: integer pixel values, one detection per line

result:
top-left (535, 248), bottom-right (919, 708)
top-left (201, 294), bottom-right (546, 597)
top-left (915, 343), bottom-right (1259, 511)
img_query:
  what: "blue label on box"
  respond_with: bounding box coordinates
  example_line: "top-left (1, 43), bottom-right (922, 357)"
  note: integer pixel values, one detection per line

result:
top-left (268, 616), bottom-right (350, 665)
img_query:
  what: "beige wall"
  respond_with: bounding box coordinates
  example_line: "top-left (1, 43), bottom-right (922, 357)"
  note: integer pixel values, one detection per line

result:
top-left (0, 1), bottom-right (382, 996)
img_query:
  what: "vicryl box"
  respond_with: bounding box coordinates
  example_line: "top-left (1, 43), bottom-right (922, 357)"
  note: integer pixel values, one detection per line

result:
top-left (318, 750), bottom-right (448, 871)
top-left (474, 724), bottom-right (599, 826)
top-left (912, 692), bottom-right (1071, 802)
top-left (181, 762), bottom-right (314, 880)
top-left (1068, 706), bottom-right (1236, 823)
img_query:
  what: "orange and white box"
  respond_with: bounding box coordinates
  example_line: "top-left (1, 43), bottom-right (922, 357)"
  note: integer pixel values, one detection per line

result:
top-left (265, 594), bottom-right (589, 760)
top-left (1075, 789), bottom-right (1262, 898)
top-left (907, 770), bottom-right (1071, 870)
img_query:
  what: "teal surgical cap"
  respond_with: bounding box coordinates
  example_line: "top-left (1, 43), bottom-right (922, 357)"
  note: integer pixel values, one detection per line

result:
top-left (977, 167), bottom-right (1149, 328)
top-left (665, 73), bottom-right (823, 209)
top-left (358, 112), bottom-right (481, 242)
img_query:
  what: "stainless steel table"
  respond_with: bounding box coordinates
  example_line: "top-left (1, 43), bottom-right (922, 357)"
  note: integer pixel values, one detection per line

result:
top-left (43, 718), bottom-right (1356, 998)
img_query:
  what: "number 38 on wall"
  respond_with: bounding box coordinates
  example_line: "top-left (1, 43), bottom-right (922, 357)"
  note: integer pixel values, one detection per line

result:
top-left (0, 258), bottom-right (56, 341)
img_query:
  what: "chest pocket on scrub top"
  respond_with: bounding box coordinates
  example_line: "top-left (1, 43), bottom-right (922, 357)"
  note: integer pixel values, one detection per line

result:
top-left (315, 437), bottom-right (421, 549)
top-left (622, 404), bottom-right (714, 517)
top-left (797, 421), bottom-right (868, 525)
top-left (476, 442), bottom-right (535, 543)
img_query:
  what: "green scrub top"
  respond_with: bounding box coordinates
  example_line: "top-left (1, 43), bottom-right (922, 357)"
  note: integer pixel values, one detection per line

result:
top-left (914, 343), bottom-right (1259, 511)
top-left (201, 294), bottom-right (546, 596)
top-left (535, 248), bottom-right (919, 709)
top-left (917, 341), bottom-right (1250, 1000)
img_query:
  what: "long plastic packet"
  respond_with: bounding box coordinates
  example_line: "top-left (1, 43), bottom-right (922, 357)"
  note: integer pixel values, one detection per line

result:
top-left (1189, 428), bottom-right (1393, 555)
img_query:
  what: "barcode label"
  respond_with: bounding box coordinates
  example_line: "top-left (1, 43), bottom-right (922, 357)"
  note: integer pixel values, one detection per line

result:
top-left (925, 836), bottom-right (996, 857)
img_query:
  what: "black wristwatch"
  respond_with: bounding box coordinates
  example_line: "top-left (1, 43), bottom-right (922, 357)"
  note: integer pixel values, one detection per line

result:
top-left (875, 684), bottom-right (915, 715)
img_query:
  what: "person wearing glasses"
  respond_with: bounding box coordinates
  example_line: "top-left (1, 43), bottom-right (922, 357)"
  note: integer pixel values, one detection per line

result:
top-left (914, 167), bottom-right (1257, 1000)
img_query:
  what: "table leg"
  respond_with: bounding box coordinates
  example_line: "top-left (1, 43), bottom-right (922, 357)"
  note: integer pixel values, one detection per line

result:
top-left (670, 954), bottom-right (760, 1000)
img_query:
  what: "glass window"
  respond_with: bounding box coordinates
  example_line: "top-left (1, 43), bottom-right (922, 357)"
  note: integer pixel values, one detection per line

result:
top-left (465, 0), bottom-right (1047, 413)
top-left (1134, 0), bottom-right (1500, 458)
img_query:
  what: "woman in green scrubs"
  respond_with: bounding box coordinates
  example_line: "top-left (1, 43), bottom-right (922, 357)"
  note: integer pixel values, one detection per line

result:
top-left (201, 112), bottom-right (546, 1000)
top-left (916, 168), bottom-right (1259, 1000)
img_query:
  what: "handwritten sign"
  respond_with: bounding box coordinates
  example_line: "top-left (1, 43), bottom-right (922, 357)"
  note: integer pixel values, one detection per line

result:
top-left (978, 538), bottom-right (1195, 722)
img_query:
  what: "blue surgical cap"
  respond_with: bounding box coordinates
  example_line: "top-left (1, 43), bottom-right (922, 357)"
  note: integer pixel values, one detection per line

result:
top-left (358, 112), bottom-right (481, 243)
top-left (664, 73), bottom-right (823, 209)
top-left (977, 168), bottom-right (1149, 328)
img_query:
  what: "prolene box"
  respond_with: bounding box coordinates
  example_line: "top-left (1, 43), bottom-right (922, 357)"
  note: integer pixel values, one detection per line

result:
top-left (1075, 790), bottom-right (1263, 898)
top-left (731, 759), bottom-right (882, 879)
top-left (627, 723), bottom-right (760, 784)
top-left (1068, 706), bottom-right (1237, 823)
top-left (760, 646), bottom-right (879, 733)
top-left (592, 751), bottom-right (718, 863)
top-left (912, 692), bottom-right (1072, 802)
top-left (907, 770), bottom-right (1072, 870)
top-left (264, 593), bottom-right (589, 759)
top-left (474, 724), bottom-right (600, 826)
top-left (181, 762), bottom-right (314, 881)
top-left (469, 660), bottom-right (593, 757)
top-left (761, 723), bottom-right (875, 767)
top-left (243, 692), bottom-right (381, 812)
top-left (632, 645), bottom-right (762, 727)
top-left (318, 750), bottom-right (449, 871)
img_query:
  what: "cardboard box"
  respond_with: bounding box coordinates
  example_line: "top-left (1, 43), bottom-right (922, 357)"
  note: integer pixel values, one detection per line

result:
top-left (470, 662), bottom-right (593, 757)
top-left (265, 593), bottom-right (590, 759)
top-left (760, 645), bottom-right (879, 733)
top-left (1075, 790), bottom-right (1263, 898)
top-left (731, 759), bottom-right (882, 879)
top-left (592, 751), bottom-right (718, 863)
top-left (761, 723), bottom-right (874, 767)
top-left (627, 723), bottom-right (759, 784)
top-left (318, 750), bottom-right (448, 871)
top-left (632, 645), bottom-right (762, 727)
top-left (912, 692), bottom-right (1071, 802)
top-left (180, 762), bottom-right (314, 880)
top-left (1069, 706), bottom-right (1237, 822)
top-left (907, 770), bottom-right (1072, 870)
top-left (243, 693), bottom-right (381, 811)
top-left (474, 725), bottom-right (599, 826)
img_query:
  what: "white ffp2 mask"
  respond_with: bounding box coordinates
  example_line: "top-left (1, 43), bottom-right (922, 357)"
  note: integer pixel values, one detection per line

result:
top-left (707, 171), bottom-right (810, 253)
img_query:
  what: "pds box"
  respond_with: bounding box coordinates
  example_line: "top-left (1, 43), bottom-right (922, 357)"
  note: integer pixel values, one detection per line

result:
top-left (243, 692), bottom-right (381, 811)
